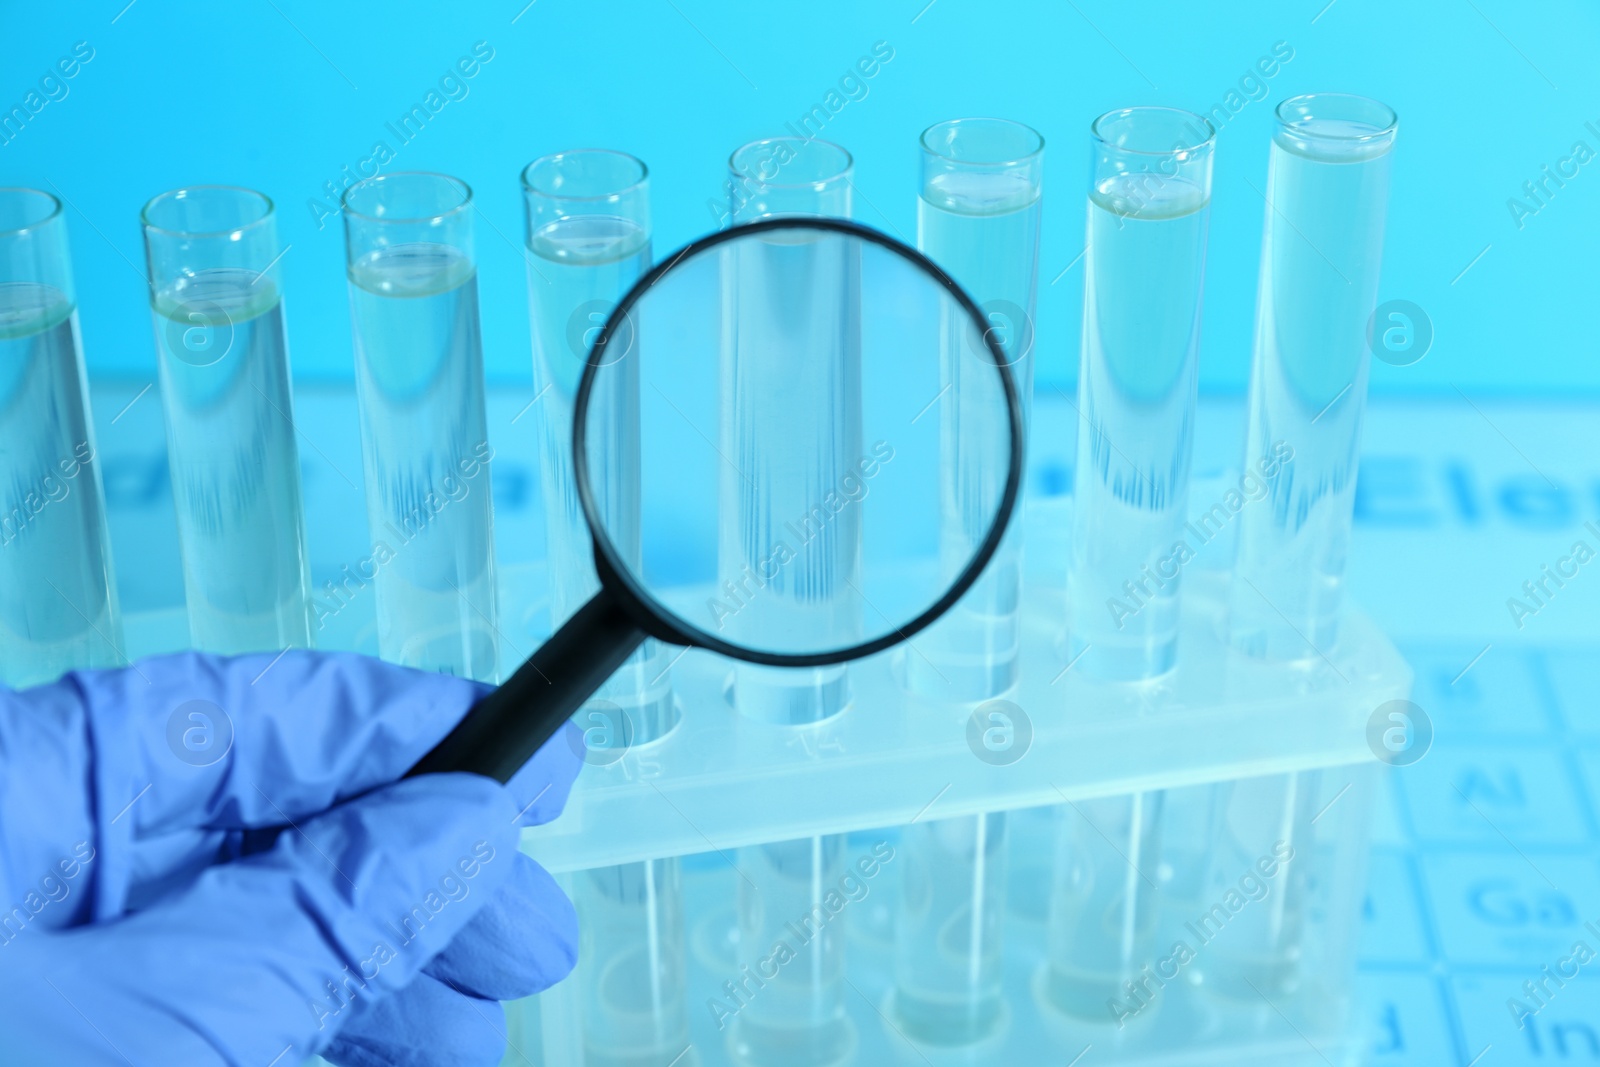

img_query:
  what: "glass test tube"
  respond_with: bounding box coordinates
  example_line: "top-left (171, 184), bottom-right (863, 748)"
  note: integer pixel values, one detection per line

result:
top-left (141, 186), bottom-right (313, 654)
top-left (907, 117), bottom-right (1043, 702)
top-left (723, 138), bottom-right (857, 1067)
top-left (1229, 94), bottom-right (1397, 659)
top-left (342, 173), bottom-right (499, 682)
top-left (1041, 793), bottom-right (1165, 1019)
top-left (1153, 783), bottom-right (1220, 921)
top-left (575, 862), bottom-right (689, 1067)
top-left (1192, 772), bottom-right (1316, 1001)
top-left (733, 836), bottom-right (853, 1066)
top-left (0, 188), bottom-right (123, 686)
top-left (1067, 108), bottom-right (1214, 681)
top-left (892, 116), bottom-right (1042, 1048)
top-left (894, 813), bottom-right (1009, 1044)
top-left (523, 150), bottom-right (675, 735)
top-left (722, 137), bottom-right (860, 724)
top-left (522, 151), bottom-right (687, 1066)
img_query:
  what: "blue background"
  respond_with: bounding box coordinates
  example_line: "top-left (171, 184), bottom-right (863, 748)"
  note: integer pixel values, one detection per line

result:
top-left (4, 0), bottom-right (1597, 393)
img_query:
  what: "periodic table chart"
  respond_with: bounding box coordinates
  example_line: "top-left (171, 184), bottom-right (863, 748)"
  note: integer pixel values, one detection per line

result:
top-left (1332, 401), bottom-right (1600, 1067)
top-left (1361, 645), bottom-right (1600, 1066)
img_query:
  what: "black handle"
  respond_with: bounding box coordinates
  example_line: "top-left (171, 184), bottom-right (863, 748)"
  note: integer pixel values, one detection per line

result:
top-left (407, 588), bottom-right (648, 782)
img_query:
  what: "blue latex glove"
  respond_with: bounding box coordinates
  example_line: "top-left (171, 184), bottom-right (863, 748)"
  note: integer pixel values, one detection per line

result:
top-left (0, 650), bottom-right (582, 1066)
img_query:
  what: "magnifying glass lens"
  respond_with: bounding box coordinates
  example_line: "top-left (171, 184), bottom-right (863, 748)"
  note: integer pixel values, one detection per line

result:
top-left (580, 221), bottom-right (1016, 663)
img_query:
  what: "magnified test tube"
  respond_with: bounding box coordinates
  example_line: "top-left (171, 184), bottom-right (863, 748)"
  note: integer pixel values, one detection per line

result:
top-left (908, 117), bottom-right (1042, 702)
top-left (523, 150), bottom-right (688, 1066)
top-left (142, 186), bottom-right (312, 653)
top-left (0, 188), bottom-right (122, 686)
top-left (343, 172), bottom-right (498, 682)
top-left (723, 137), bottom-right (858, 1066)
top-left (1230, 94), bottom-right (1397, 659)
top-left (1068, 108), bottom-right (1214, 681)
top-left (722, 137), bottom-right (860, 725)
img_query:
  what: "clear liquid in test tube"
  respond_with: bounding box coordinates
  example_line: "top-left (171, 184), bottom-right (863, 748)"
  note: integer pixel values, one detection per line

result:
top-left (721, 138), bottom-right (860, 724)
top-left (892, 813), bottom-right (1008, 1043)
top-left (0, 189), bottom-right (122, 686)
top-left (1041, 793), bottom-right (1165, 1019)
top-left (142, 186), bottom-right (312, 653)
top-left (523, 150), bottom-right (687, 1067)
top-left (723, 138), bottom-right (859, 1066)
top-left (1192, 772), bottom-right (1315, 1001)
top-left (1230, 94), bottom-right (1397, 660)
top-left (523, 151), bottom-right (675, 744)
top-left (908, 118), bottom-right (1042, 702)
top-left (892, 117), bottom-right (1042, 1049)
top-left (1068, 108), bottom-right (1214, 681)
top-left (731, 836), bottom-right (853, 1066)
top-left (575, 860), bottom-right (691, 1067)
top-left (343, 173), bottom-right (498, 682)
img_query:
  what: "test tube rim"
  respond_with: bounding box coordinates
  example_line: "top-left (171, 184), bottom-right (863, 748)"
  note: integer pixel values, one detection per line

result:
top-left (339, 171), bottom-right (474, 226)
top-left (0, 187), bottom-right (65, 239)
top-left (521, 148), bottom-right (649, 203)
top-left (139, 185), bottom-right (275, 241)
top-left (727, 136), bottom-right (854, 191)
top-left (919, 116), bottom-right (1045, 168)
top-left (1090, 106), bottom-right (1216, 158)
top-left (1274, 92), bottom-right (1398, 142)
top-left (570, 214), bottom-right (1026, 669)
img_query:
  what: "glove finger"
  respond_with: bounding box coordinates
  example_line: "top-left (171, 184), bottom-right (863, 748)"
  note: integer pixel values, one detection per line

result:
top-left (51, 650), bottom-right (580, 918)
top-left (83, 650), bottom-right (492, 833)
top-left (422, 852), bottom-right (577, 1000)
top-left (322, 973), bottom-right (507, 1067)
top-left (0, 774), bottom-right (520, 1066)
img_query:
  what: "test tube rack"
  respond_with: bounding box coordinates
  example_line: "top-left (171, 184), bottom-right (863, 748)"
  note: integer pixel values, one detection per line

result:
top-left (509, 492), bottom-right (1405, 1067)
top-left (120, 489), bottom-right (1408, 1067)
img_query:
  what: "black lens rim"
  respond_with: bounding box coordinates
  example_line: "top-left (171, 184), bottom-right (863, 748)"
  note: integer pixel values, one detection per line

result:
top-left (572, 215), bottom-right (1025, 668)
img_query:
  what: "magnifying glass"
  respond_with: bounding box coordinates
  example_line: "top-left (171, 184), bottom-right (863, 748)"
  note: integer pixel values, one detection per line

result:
top-left (408, 217), bottom-right (1023, 782)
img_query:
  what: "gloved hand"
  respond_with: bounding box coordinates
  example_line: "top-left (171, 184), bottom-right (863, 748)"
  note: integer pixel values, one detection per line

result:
top-left (0, 649), bottom-right (582, 1067)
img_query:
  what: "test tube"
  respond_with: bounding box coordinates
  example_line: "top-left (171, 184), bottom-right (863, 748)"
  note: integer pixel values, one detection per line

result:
top-left (1192, 772), bottom-right (1315, 1001)
top-left (0, 188), bottom-right (123, 686)
top-left (1067, 108), bottom-right (1214, 681)
top-left (574, 862), bottom-right (690, 1067)
top-left (342, 172), bottom-right (498, 682)
top-left (907, 116), bottom-right (1043, 701)
top-left (522, 151), bottom-right (687, 1066)
top-left (893, 814), bottom-right (1008, 1043)
top-left (141, 186), bottom-right (312, 654)
top-left (1041, 793), bottom-right (1165, 1020)
top-left (522, 150), bottom-right (674, 734)
top-left (732, 836), bottom-right (853, 1066)
top-left (722, 137), bottom-right (860, 724)
top-left (723, 137), bottom-right (857, 1066)
top-left (1153, 783), bottom-right (1220, 921)
top-left (1230, 94), bottom-right (1397, 659)
top-left (891, 118), bottom-right (1041, 1046)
